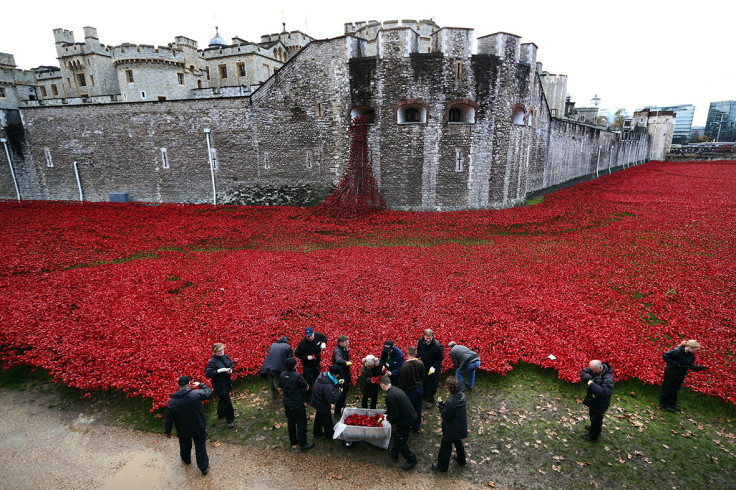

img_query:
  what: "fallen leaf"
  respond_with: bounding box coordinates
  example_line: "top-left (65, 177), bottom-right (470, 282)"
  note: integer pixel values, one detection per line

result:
top-left (662, 444), bottom-right (669, 449)
top-left (214, 441), bottom-right (221, 447)
top-left (487, 482), bottom-right (496, 487)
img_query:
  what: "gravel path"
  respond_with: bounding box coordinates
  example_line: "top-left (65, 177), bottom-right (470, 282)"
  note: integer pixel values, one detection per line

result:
top-left (0, 389), bottom-right (477, 489)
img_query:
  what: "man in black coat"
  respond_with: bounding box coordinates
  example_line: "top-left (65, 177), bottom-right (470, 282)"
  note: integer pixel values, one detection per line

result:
top-left (260, 336), bottom-right (293, 400)
top-left (164, 376), bottom-right (213, 476)
top-left (294, 327), bottom-right (328, 403)
top-left (398, 345), bottom-right (425, 432)
top-left (278, 357), bottom-right (314, 450)
top-left (380, 375), bottom-right (418, 470)
top-left (311, 365), bottom-right (345, 440)
top-left (432, 376), bottom-right (467, 472)
top-left (417, 329), bottom-right (444, 408)
top-left (331, 335), bottom-right (352, 417)
top-left (579, 360), bottom-right (614, 442)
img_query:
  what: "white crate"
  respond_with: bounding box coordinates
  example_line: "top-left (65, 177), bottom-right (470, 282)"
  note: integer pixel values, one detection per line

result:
top-left (333, 407), bottom-right (392, 449)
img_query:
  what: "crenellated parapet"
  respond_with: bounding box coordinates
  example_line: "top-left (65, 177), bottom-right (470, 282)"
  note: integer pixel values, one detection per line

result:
top-left (111, 44), bottom-right (186, 67)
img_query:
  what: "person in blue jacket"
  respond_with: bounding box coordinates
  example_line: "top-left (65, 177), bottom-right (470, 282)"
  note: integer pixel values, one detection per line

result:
top-left (380, 340), bottom-right (405, 386)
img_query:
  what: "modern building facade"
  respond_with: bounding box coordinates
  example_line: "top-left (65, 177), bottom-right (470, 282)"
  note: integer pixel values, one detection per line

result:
top-left (704, 100), bottom-right (736, 142)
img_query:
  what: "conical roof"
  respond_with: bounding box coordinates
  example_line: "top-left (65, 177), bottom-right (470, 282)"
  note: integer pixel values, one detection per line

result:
top-left (209, 27), bottom-right (226, 47)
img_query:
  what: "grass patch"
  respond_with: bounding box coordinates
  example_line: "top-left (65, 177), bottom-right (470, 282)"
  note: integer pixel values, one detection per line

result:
top-left (2, 363), bottom-right (734, 487)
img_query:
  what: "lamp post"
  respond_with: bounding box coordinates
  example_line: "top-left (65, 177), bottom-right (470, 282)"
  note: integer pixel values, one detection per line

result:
top-left (1, 137), bottom-right (21, 201)
top-left (204, 128), bottom-right (217, 205)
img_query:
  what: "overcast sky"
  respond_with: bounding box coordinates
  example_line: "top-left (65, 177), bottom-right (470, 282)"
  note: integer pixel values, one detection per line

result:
top-left (2, 0), bottom-right (732, 126)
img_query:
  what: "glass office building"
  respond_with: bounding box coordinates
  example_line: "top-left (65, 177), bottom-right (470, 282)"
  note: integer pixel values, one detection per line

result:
top-left (640, 104), bottom-right (694, 144)
top-left (705, 101), bottom-right (736, 142)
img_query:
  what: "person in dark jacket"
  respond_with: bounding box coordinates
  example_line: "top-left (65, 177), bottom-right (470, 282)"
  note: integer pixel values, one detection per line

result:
top-left (164, 376), bottom-right (213, 476)
top-left (204, 342), bottom-right (235, 428)
top-left (660, 339), bottom-right (707, 412)
top-left (380, 375), bottom-right (418, 470)
top-left (331, 335), bottom-right (352, 417)
top-left (380, 340), bottom-right (405, 386)
top-left (398, 345), bottom-right (425, 432)
top-left (417, 329), bottom-right (444, 408)
top-left (294, 327), bottom-right (328, 403)
top-left (311, 365), bottom-right (345, 439)
top-left (448, 342), bottom-right (481, 391)
top-left (278, 357), bottom-right (314, 450)
top-left (432, 376), bottom-right (467, 472)
top-left (360, 354), bottom-right (382, 409)
top-left (580, 360), bottom-right (614, 442)
top-left (260, 336), bottom-right (293, 400)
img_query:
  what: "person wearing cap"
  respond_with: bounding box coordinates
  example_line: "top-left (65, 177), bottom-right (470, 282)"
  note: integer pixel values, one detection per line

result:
top-left (332, 335), bottom-right (352, 417)
top-left (204, 342), bottom-right (235, 428)
top-left (294, 327), bottom-right (328, 403)
top-left (311, 364), bottom-right (345, 440)
top-left (278, 357), bottom-right (314, 450)
top-left (447, 342), bottom-right (481, 391)
top-left (259, 336), bottom-right (293, 400)
top-left (417, 329), bottom-right (444, 408)
top-left (164, 376), bottom-right (213, 476)
top-left (380, 340), bottom-right (405, 386)
top-left (361, 354), bottom-right (382, 409)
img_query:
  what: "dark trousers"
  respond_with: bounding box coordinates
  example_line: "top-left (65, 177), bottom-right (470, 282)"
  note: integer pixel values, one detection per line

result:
top-left (216, 391), bottom-right (234, 423)
top-left (423, 371), bottom-right (440, 403)
top-left (588, 408), bottom-right (605, 439)
top-left (334, 383), bottom-right (349, 417)
top-left (284, 404), bottom-right (308, 447)
top-left (302, 366), bottom-right (320, 402)
top-left (266, 374), bottom-right (279, 399)
top-left (362, 384), bottom-right (378, 409)
top-left (178, 431), bottom-right (209, 472)
top-left (313, 410), bottom-right (334, 439)
top-left (390, 425), bottom-right (417, 464)
top-left (437, 438), bottom-right (466, 470)
top-left (659, 367), bottom-right (686, 408)
top-left (406, 385), bottom-right (423, 429)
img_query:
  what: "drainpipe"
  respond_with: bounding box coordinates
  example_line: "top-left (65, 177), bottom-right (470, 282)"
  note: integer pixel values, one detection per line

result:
top-left (596, 145), bottom-right (601, 178)
top-left (73, 160), bottom-right (83, 201)
top-left (204, 128), bottom-right (217, 205)
top-left (1, 137), bottom-right (21, 201)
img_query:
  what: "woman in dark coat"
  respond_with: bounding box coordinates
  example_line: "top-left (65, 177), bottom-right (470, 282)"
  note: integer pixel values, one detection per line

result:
top-left (660, 339), bottom-right (707, 412)
top-left (204, 342), bottom-right (235, 428)
top-left (432, 376), bottom-right (467, 472)
top-left (360, 354), bottom-right (382, 409)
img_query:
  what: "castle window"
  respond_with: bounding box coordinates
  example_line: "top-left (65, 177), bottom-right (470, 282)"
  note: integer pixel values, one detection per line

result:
top-left (158, 96), bottom-right (167, 101)
top-left (306, 150), bottom-right (312, 169)
top-left (140, 91), bottom-right (146, 99)
top-left (263, 152), bottom-right (270, 169)
top-left (316, 102), bottom-right (324, 119)
top-left (205, 67), bottom-right (210, 80)
top-left (219, 65), bottom-right (227, 79)
top-left (161, 148), bottom-right (169, 169)
top-left (67, 78), bottom-right (71, 87)
top-left (126, 70), bottom-right (134, 83)
top-left (0, 87), bottom-right (5, 98)
top-left (397, 103), bottom-right (428, 124)
top-left (454, 60), bottom-right (463, 81)
top-left (512, 106), bottom-right (526, 125)
top-left (237, 62), bottom-right (246, 77)
top-left (90, 75), bottom-right (94, 86)
top-left (197, 80), bottom-right (202, 89)
top-left (177, 73), bottom-right (184, 85)
top-left (51, 84), bottom-right (58, 96)
top-left (263, 64), bottom-right (271, 77)
top-left (189, 65), bottom-right (195, 74)
top-left (447, 102), bottom-right (476, 124)
top-left (40, 86), bottom-right (47, 97)
top-left (76, 74), bottom-right (87, 87)
top-left (455, 148), bottom-right (465, 172)
top-left (350, 106), bottom-right (376, 124)
top-left (44, 148), bottom-right (53, 168)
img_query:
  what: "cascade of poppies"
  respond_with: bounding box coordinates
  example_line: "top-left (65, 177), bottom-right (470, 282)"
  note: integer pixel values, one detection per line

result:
top-left (311, 115), bottom-right (387, 218)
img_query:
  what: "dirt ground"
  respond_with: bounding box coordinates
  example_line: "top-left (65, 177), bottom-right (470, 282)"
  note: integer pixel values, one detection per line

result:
top-left (0, 388), bottom-right (477, 489)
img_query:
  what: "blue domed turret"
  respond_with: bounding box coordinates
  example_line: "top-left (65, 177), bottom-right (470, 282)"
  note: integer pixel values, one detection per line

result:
top-left (209, 27), bottom-right (227, 48)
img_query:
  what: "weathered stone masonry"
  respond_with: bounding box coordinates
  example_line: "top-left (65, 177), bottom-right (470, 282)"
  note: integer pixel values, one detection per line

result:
top-left (2, 23), bottom-right (649, 209)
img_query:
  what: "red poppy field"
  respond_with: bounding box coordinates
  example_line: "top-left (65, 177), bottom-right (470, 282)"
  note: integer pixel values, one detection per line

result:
top-left (1, 160), bottom-right (734, 409)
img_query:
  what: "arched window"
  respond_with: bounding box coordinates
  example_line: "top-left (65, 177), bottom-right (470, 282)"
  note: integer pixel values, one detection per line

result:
top-left (350, 106), bottom-right (376, 123)
top-left (446, 102), bottom-right (476, 124)
top-left (397, 103), bottom-right (428, 124)
top-left (512, 106), bottom-right (526, 125)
